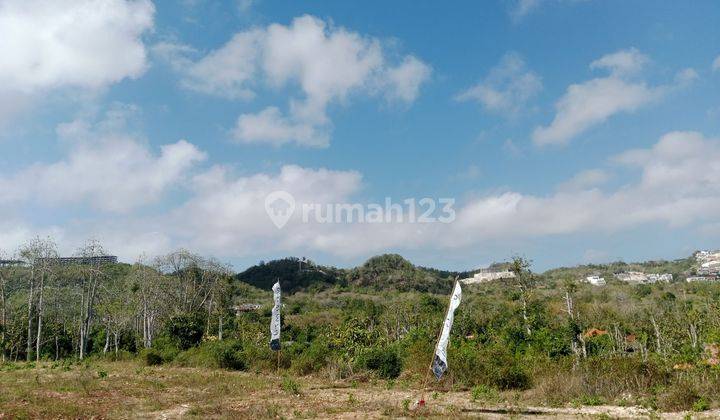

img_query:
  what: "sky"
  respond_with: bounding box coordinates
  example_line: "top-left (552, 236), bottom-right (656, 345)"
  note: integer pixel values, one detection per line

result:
top-left (1, 0), bottom-right (719, 272)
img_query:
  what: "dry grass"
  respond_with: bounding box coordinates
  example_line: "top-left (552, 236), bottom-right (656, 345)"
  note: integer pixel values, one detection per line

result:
top-left (2, 360), bottom-right (720, 419)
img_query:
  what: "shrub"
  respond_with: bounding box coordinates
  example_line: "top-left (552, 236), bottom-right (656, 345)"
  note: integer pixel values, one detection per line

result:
top-left (174, 340), bottom-right (246, 370)
top-left (492, 362), bottom-right (531, 390)
top-left (358, 346), bottom-right (402, 379)
top-left (692, 397), bottom-right (710, 412)
top-left (143, 349), bottom-right (163, 366)
top-left (214, 340), bottom-right (246, 370)
top-left (471, 384), bottom-right (499, 402)
top-left (163, 313), bottom-right (206, 350)
top-left (291, 339), bottom-right (329, 375)
top-left (281, 376), bottom-right (302, 395)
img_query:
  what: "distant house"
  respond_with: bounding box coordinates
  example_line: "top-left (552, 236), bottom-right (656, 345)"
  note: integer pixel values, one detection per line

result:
top-left (0, 259), bottom-right (25, 267)
top-left (646, 273), bottom-right (673, 283)
top-left (615, 271), bottom-right (672, 284)
top-left (687, 276), bottom-right (719, 283)
top-left (695, 250), bottom-right (720, 276)
top-left (585, 275), bottom-right (606, 286)
top-left (615, 271), bottom-right (647, 283)
top-left (36, 256), bottom-right (118, 266)
top-left (461, 269), bottom-right (515, 284)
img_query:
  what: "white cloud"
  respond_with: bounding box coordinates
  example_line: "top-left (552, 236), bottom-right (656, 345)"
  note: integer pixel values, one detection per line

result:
top-left (556, 169), bottom-right (609, 191)
top-left (589, 48), bottom-right (648, 77)
top-left (510, 0), bottom-right (541, 21)
top-left (0, 109), bottom-right (206, 213)
top-left (454, 131), bottom-right (720, 243)
top-left (383, 56), bottom-right (432, 103)
top-left (5, 130), bottom-right (720, 262)
top-left (164, 15), bottom-right (431, 147)
top-left (168, 164), bottom-right (364, 254)
top-left (713, 55), bottom-right (720, 71)
top-left (456, 52), bottom-right (542, 114)
top-left (509, 0), bottom-right (588, 22)
top-left (170, 31), bottom-right (262, 100)
top-left (160, 132), bottom-right (720, 256)
top-left (233, 106), bottom-right (327, 147)
top-left (533, 49), bottom-right (674, 146)
top-left (0, 0), bottom-right (154, 124)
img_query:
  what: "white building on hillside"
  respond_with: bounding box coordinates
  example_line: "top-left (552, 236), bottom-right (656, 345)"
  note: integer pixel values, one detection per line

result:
top-left (462, 269), bottom-right (515, 284)
top-left (585, 275), bottom-right (606, 286)
top-left (615, 271), bottom-right (672, 284)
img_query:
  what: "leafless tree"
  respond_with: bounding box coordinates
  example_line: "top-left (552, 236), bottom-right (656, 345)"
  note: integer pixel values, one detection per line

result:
top-left (19, 237), bottom-right (58, 362)
top-left (74, 239), bottom-right (107, 359)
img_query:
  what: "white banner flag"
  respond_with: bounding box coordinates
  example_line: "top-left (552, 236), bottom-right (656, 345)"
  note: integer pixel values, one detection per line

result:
top-left (270, 281), bottom-right (281, 351)
top-left (431, 281), bottom-right (462, 380)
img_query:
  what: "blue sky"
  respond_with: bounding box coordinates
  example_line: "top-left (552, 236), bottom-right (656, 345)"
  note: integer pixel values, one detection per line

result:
top-left (1, 0), bottom-right (719, 272)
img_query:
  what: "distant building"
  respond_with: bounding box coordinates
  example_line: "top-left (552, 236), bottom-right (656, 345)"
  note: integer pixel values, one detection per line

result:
top-left (461, 268), bottom-right (515, 284)
top-left (36, 256), bottom-right (118, 266)
top-left (0, 259), bottom-right (25, 267)
top-left (696, 250), bottom-right (720, 276)
top-left (615, 271), bottom-right (647, 284)
top-left (686, 276), bottom-right (717, 283)
top-left (615, 271), bottom-right (672, 284)
top-left (647, 273), bottom-right (673, 283)
top-left (585, 275), bottom-right (606, 286)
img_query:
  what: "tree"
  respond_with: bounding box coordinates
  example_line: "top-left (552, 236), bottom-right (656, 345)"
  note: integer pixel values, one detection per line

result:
top-left (75, 239), bottom-right (108, 359)
top-left (20, 237), bottom-right (58, 362)
top-left (510, 256), bottom-right (535, 336)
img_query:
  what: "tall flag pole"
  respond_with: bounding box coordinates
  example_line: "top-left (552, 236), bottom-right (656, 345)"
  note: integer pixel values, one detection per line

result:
top-left (270, 280), bottom-right (282, 371)
top-left (418, 279), bottom-right (462, 408)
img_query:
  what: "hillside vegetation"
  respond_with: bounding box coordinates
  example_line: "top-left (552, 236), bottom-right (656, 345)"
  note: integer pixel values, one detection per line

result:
top-left (2, 239), bottom-right (720, 414)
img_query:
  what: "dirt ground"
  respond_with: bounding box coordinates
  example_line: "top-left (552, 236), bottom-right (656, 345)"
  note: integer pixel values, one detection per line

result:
top-left (1, 361), bottom-right (719, 419)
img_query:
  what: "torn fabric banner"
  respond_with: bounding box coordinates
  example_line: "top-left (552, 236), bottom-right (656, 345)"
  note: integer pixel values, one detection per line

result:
top-left (431, 281), bottom-right (462, 380)
top-left (270, 281), bottom-right (281, 351)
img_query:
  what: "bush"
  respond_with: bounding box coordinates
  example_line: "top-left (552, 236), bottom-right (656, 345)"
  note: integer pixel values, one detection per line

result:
top-left (163, 313), bottom-right (206, 350)
top-left (143, 349), bottom-right (163, 366)
top-left (358, 346), bottom-right (402, 379)
top-left (174, 340), bottom-right (246, 370)
top-left (214, 340), bottom-right (246, 370)
top-left (492, 362), bottom-right (531, 391)
top-left (281, 375), bottom-right (302, 395)
top-left (657, 381), bottom-right (703, 412)
top-left (471, 384), bottom-right (499, 402)
top-left (291, 339), bottom-right (329, 375)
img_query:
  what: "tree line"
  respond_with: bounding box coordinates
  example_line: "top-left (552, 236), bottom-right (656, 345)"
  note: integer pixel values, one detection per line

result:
top-left (0, 238), bottom-right (233, 362)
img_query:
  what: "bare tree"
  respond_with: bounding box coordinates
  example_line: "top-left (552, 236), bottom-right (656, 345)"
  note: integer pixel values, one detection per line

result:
top-left (75, 239), bottom-right (107, 359)
top-left (19, 237), bottom-right (58, 362)
top-left (132, 256), bottom-right (162, 348)
top-left (510, 256), bottom-right (535, 336)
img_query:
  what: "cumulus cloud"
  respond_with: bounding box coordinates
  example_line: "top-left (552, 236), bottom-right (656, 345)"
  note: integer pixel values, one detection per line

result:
top-left (154, 132), bottom-right (720, 258)
top-left (232, 107), bottom-right (327, 147)
top-left (556, 169), bottom-right (609, 192)
top-left (589, 48), bottom-right (648, 77)
top-left (168, 164), bottom-right (364, 254)
top-left (4, 130), bottom-right (720, 262)
top-left (0, 108), bottom-right (206, 213)
top-left (532, 49), bottom-right (689, 146)
top-left (456, 52), bottom-right (542, 114)
top-left (162, 15), bottom-right (431, 147)
top-left (453, 131), bottom-right (720, 242)
top-left (510, 0), bottom-right (541, 21)
top-left (0, 0), bottom-right (155, 124)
